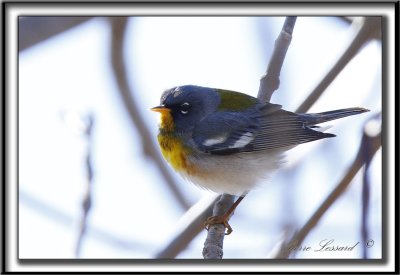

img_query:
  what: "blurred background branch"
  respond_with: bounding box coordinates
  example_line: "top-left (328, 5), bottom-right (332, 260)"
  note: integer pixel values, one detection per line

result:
top-left (74, 113), bottom-right (94, 257)
top-left (19, 17), bottom-right (93, 52)
top-left (18, 16), bottom-right (192, 210)
top-left (275, 113), bottom-right (381, 259)
top-left (295, 17), bottom-right (381, 113)
top-left (361, 113), bottom-right (381, 259)
top-left (19, 189), bottom-right (156, 253)
top-left (108, 17), bottom-right (190, 210)
top-left (156, 194), bottom-right (218, 258)
top-left (19, 16), bottom-right (193, 256)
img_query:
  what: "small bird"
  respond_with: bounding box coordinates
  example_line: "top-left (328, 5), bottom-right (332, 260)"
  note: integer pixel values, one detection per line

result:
top-left (151, 85), bottom-right (369, 234)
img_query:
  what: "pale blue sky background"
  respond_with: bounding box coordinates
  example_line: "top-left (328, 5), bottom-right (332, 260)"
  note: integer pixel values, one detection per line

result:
top-left (19, 17), bottom-right (382, 259)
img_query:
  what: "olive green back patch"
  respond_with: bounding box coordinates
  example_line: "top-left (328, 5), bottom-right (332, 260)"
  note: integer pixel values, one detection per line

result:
top-left (217, 89), bottom-right (258, 111)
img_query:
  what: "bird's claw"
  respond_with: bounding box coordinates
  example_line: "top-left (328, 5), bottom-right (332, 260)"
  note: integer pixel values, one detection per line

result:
top-left (204, 215), bottom-right (233, 235)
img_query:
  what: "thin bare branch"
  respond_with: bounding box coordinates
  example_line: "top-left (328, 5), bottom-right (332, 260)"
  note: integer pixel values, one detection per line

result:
top-left (257, 16), bottom-right (297, 103)
top-left (295, 17), bottom-right (381, 113)
top-left (202, 17), bottom-right (297, 259)
top-left (202, 194), bottom-right (234, 259)
top-left (275, 114), bottom-right (381, 259)
top-left (109, 17), bottom-right (191, 210)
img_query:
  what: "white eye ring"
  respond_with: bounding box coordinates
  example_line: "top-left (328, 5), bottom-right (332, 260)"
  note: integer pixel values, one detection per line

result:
top-left (180, 102), bottom-right (190, 114)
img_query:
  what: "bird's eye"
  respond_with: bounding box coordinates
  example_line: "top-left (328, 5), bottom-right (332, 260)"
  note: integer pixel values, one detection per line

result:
top-left (180, 102), bottom-right (190, 115)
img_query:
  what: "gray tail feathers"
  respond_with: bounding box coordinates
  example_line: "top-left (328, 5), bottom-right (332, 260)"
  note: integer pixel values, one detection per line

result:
top-left (301, 107), bottom-right (370, 126)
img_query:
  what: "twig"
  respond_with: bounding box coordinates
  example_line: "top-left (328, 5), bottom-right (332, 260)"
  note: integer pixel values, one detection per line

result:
top-left (275, 114), bottom-right (381, 259)
top-left (108, 17), bottom-right (190, 210)
top-left (202, 194), bottom-right (234, 259)
top-left (295, 17), bottom-right (381, 113)
top-left (257, 16), bottom-right (297, 103)
top-left (75, 114), bottom-right (94, 257)
top-left (202, 17), bottom-right (297, 259)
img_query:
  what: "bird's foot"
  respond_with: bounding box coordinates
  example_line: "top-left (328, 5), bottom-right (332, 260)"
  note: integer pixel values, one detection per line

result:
top-left (204, 215), bottom-right (233, 235)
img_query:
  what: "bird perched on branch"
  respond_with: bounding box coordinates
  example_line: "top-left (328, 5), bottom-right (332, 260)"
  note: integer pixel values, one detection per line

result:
top-left (151, 85), bottom-right (369, 234)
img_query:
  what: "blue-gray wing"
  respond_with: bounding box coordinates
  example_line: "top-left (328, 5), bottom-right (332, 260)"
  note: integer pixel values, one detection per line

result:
top-left (192, 103), bottom-right (335, 155)
top-left (242, 104), bottom-right (335, 152)
top-left (191, 109), bottom-right (262, 155)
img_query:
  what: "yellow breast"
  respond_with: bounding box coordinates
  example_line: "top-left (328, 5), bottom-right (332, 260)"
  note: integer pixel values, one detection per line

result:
top-left (157, 111), bottom-right (197, 175)
top-left (157, 134), bottom-right (196, 174)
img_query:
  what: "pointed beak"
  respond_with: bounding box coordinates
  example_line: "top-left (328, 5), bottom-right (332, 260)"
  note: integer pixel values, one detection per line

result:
top-left (150, 105), bottom-right (170, 114)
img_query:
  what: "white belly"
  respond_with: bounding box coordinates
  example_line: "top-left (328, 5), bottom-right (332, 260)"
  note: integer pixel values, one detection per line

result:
top-left (182, 150), bottom-right (285, 195)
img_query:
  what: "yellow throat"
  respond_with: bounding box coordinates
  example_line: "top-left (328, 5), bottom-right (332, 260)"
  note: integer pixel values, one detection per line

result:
top-left (151, 107), bottom-right (196, 175)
